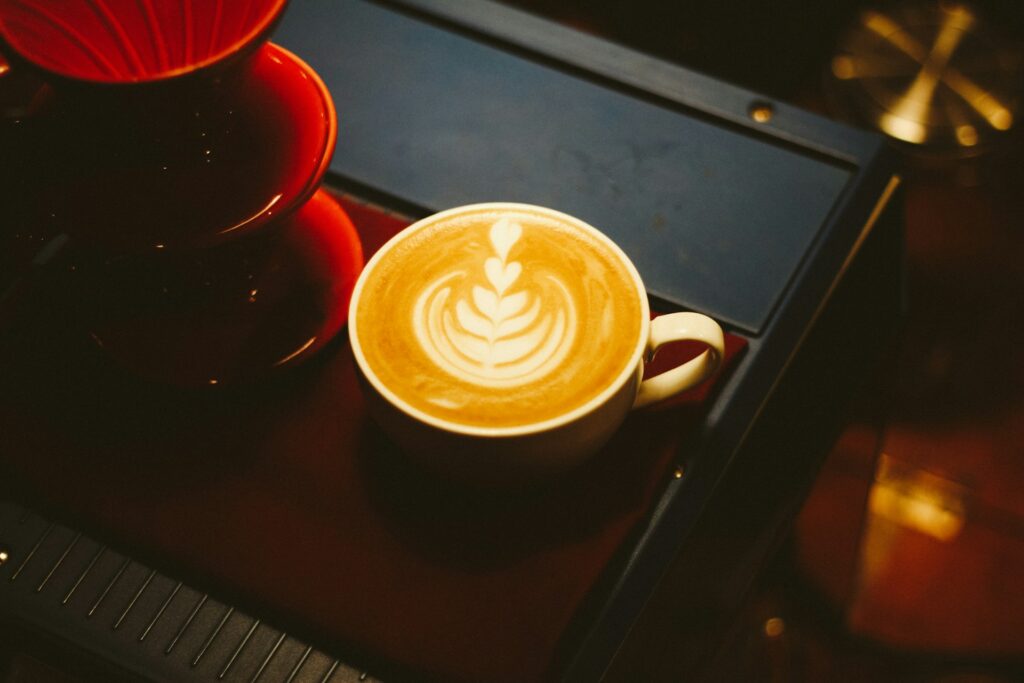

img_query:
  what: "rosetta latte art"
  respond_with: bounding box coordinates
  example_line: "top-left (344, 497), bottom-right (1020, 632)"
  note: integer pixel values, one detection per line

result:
top-left (412, 217), bottom-right (577, 387)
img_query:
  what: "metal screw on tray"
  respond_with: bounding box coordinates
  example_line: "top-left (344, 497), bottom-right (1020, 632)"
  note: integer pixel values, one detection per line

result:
top-left (748, 101), bottom-right (774, 123)
top-left (0, 0), bottom-right (364, 385)
top-left (825, 1), bottom-right (1022, 175)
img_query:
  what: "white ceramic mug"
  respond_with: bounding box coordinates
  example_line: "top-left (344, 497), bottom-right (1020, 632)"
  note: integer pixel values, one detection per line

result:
top-left (348, 203), bottom-right (725, 486)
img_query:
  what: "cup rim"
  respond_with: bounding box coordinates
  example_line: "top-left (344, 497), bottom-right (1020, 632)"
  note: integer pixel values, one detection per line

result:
top-left (348, 202), bottom-right (651, 438)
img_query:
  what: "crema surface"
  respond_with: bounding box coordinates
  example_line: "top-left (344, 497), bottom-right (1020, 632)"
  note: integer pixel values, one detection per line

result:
top-left (354, 208), bottom-right (642, 429)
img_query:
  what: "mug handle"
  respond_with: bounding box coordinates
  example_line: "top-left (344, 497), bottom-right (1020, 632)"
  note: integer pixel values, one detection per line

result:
top-left (633, 312), bottom-right (725, 409)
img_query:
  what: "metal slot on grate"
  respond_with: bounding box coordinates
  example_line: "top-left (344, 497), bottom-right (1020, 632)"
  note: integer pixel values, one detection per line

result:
top-left (0, 499), bottom-right (379, 682)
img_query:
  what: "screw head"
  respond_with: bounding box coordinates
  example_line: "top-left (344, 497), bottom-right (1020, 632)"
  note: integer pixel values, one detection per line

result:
top-left (749, 101), bottom-right (774, 123)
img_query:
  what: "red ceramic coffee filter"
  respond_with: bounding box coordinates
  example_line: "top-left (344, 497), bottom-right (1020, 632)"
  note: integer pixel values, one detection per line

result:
top-left (0, 1), bottom-right (336, 253)
top-left (0, 0), bottom-right (288, 84)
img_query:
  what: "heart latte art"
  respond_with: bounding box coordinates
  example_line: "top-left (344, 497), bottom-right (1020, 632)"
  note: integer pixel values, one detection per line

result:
top-left (353, 207), bottom-right (643, 429)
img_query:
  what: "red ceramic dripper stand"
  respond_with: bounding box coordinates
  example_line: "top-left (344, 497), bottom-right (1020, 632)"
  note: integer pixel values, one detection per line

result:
top-left (0, 0), bottom-right (363, 385)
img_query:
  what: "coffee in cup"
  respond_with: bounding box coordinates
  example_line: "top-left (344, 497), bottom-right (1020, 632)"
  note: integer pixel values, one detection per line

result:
top-left (349, 203), bottom-right (724, 485)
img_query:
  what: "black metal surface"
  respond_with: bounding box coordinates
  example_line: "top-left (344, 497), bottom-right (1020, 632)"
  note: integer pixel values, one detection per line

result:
top-left (274, 0), bottom-right (865, 334)
top-left (0, 501), bottom-right (378, 682)
top-left (597, 184), bottom-right (905, 683)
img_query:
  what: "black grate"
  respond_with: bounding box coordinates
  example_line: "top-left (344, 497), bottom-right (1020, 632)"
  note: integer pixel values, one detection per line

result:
top-left (0, 499), bottom-right (379, 683)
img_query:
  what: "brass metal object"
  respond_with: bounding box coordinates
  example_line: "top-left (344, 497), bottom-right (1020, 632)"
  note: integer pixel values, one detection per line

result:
top-left (749, 101), bottom-right (774, 123)
top-left (827, 2), bottom-right (1021, 162)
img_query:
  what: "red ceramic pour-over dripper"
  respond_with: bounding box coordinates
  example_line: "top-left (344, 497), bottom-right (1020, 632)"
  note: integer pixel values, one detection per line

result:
top-left (0, 1), bottom-right (364, 385)
top-left (0, 0), bottom-right (285, 84)
top-left (0, 0), bottom-right (333, 252)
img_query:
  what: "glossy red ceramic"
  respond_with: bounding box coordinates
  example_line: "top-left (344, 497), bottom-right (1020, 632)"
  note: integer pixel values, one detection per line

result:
top-left (86, 188), bottom-right (363, 386)
top-left (0, 0), bottom-right (287, 84)
top-left (0, 0), bottom-right (364, 383)
top-left (25, 42), bottom-right (336, 253)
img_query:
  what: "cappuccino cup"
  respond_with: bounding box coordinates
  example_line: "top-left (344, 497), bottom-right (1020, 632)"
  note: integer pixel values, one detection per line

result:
top-left (348, 203), bottom-right (724, 485)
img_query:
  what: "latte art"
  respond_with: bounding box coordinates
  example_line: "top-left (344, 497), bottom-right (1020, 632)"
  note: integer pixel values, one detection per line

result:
top-left (414, 217), bottom-right (577, 388)
top-left (352, 206), bottom-right (643, 429)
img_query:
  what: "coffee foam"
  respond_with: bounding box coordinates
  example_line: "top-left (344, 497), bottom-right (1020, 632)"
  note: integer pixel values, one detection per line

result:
top-left (355, 207), bottom-right (642, 429)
